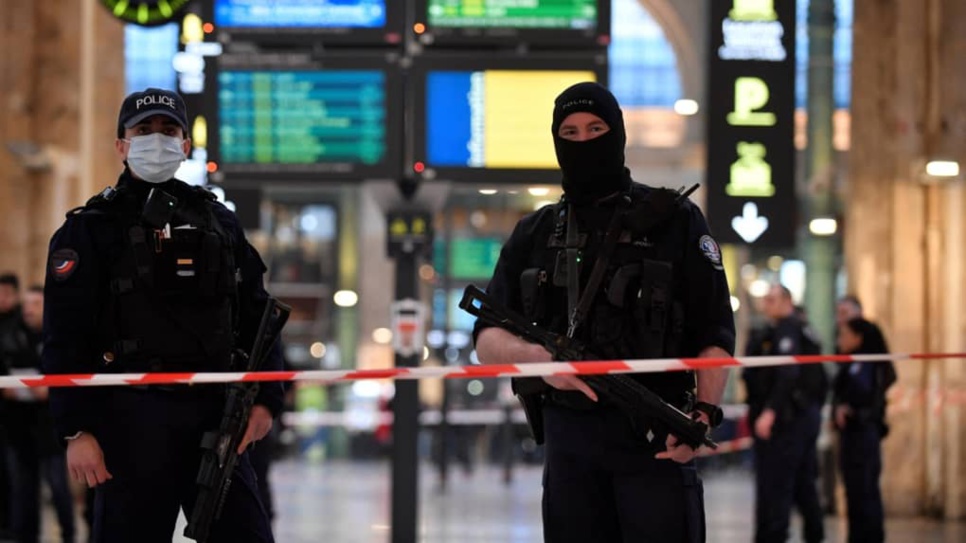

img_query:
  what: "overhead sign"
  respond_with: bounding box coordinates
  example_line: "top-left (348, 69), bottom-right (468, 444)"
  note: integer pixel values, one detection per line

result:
top-left (705, 0), bottom-right (796, 247)
top-left (410, 53), bottom-right (607, 184)
top-left (386, 211), bottom-right (433, 258)
top-left (205, 51), bottom-right (404, 182)
top-left (414, 0), bottom-right (609, 48)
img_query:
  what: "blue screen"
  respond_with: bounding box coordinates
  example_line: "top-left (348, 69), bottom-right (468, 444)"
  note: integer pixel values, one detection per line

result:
top-left (426, 72), bottom-right (474, 167)
top-left (215, 0), bottom-right (387, 28)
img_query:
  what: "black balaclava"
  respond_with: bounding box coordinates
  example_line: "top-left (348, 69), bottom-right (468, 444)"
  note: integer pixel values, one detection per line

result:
top-left (552, 82), bottom-right (630, 205)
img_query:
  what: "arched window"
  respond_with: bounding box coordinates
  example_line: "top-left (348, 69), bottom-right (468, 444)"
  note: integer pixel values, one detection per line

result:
top-left (608, 0), bottom-right (682, 108)
top-left (796, 0), bottom-right (853, 109)
top-left (124, 23), bottom-right (179, 93)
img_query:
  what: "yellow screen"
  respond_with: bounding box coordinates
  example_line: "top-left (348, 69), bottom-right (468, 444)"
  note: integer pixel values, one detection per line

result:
top-left (482, 71), bottom-right (598, 169)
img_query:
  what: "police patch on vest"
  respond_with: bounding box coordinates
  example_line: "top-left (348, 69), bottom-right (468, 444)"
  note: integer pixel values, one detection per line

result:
top-left (49, 248), bottom-right (79, 282)
top-left (698, 235), bottom-right (723, 270)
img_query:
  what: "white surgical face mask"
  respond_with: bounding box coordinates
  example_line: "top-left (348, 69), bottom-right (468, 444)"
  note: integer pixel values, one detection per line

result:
top-left (124, 133), bottom-right (186, 183)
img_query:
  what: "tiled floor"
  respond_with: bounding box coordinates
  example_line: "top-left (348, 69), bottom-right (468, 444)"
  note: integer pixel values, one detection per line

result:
top-left (223, 460), bottom-right (963, 543)
top-left (41, 459), bottom-right (965, 542)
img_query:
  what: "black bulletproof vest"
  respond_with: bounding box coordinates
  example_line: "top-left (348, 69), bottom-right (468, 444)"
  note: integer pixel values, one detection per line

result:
top-left (519, 188), bottom-right (694, 404)
top-left (84, 186), bottom-right (238, 373)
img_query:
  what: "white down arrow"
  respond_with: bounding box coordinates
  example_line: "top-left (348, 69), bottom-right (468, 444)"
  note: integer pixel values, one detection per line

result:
top-left (731, 202), bottom-right (769, 243)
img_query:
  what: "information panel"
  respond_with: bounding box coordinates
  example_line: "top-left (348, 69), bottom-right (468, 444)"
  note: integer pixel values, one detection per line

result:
top-left (411, 53), bottom-right (607, 184)
top-left (414, 0), bottom-right (609, 48)
top-left (207, 52), bottom-right (402, 181)
top-left (208, 0), bottom-right (404, 45)
top-left (705, 0), bottom-right (797, 247)
top-left (428, 0), bottom-right (597, 28)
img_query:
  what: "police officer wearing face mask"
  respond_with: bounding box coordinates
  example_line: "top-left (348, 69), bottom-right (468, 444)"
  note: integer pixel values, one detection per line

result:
top-left (41, 88), bottom-right (281, 543)
top-left (474, 82), bottom-right (735, 542)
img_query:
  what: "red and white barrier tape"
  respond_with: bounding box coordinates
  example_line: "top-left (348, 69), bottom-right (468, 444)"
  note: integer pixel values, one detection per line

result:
top-left (3, 352), bottom-right (964, 389)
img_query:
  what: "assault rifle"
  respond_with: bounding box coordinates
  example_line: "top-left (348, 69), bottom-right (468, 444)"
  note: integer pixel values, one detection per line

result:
top-left (184, 297), bottom-right (291, 542)
top-left (459, 285), bottom-right (716, 450)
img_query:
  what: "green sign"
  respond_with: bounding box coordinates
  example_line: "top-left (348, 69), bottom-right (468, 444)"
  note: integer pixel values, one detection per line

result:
top-left (427, 0), bottom-right (597, 29)
top-left (445, 238), bottom-right (503, 280)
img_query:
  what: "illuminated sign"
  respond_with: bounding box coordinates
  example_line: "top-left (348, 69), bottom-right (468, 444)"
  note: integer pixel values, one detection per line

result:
top-left (214, 0), bottom-right (386, 29)
top-left (205, 0), bottom-right (405, 46)
top-left (411, 53), bottom-right (606, 184)
top-left (706, 0), bottom-right (796, 247)
top-left (427, 70), bottom-right (596, 169)
top-left (413, 0), bottom-right (610, 48)
top-left (100, 0), bottom-right (192, 26)
top-left (205, 52), bottom-right (403, 182)
top-left (387, 211), bottom-right (433, 258)
top-left (426, 0), bottom-right (597, 29)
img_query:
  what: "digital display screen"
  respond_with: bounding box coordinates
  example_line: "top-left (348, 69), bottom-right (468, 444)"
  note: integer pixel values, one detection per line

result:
top-left (214, 0), bottom-right (387, 28)
top-left (415, 0), bottom-right (609, 48)
top-left (219, 70), bottom-right (385, 165)
top-left (427, 0), bottom-right (597, 29)
top-left (426, 70), bottom-right (597, 169)
top-left (208, 53), bottom-right (402, 181)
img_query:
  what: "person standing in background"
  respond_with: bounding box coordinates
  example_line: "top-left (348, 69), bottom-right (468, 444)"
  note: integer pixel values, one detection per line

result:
top-left (0, 274), bottom-right (22, 543)
top-left (834, 318), bottom-right (895, 543)
top-left (1, 287), bottom-right (75, 543)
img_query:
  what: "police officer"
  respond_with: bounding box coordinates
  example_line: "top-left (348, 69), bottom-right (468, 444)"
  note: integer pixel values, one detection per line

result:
top-left (42, 88), bottom-right (282, 543)
top-left (743, 284), bottom-right (826, 543)
top-left (834, 318), bottom-right (894, 543)
top-left (474, 82), bottom-right (734, 542)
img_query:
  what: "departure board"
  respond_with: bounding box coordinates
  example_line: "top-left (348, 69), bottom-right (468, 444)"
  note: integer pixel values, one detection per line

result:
top-left (206, 0), bottom-right (404, 45)
top-left (208, 53), bottom-right (402, 180)
top-left (426, 70), bottom-right (595, 169)
top-left (427, 0), bottom-right (597, 29)
top-left (410, 53), bottom-right (607, 183)
top-left (214, 0), bottom-right (387, 28)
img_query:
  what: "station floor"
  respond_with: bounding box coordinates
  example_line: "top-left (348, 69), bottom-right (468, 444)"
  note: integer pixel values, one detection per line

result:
top-left (157, 459), bottom-right (959, 543)
top-left (33, 458), bottom-right (963, 542)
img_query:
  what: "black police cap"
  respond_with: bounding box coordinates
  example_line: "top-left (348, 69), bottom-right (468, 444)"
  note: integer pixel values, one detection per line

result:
top-left (117, 88), bottom-right (188, 138)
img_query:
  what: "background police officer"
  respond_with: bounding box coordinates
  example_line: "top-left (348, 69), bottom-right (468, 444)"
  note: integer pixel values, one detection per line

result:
top-left (42, 88), bottom-right (282, 543)
top-left (834, 317), bottom-right (894, 543)
top-left (474, 82), bottom-right (734, 542)
top-left (743, 284), bottom-right (827, 543)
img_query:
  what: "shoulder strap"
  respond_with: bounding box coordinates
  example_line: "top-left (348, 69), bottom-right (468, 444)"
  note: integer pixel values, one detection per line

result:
top-left (567, 195), bottom-right (631, 338)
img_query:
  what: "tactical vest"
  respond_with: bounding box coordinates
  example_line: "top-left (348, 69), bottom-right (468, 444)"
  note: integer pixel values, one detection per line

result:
top-left (80, 185), bottom-right (238, 373)
top-left (519, 188), bottom-right (694, 403)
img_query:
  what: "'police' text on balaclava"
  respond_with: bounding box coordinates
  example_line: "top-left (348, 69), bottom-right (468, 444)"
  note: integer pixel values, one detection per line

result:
top-left (551, 82), bottom-right (630, 204)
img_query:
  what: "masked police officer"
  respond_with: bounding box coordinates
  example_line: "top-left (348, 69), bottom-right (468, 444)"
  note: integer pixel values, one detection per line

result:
top-left (41, 88), bottom-right (281, 543)
top-left (474, 82), bottom-right (734, 542)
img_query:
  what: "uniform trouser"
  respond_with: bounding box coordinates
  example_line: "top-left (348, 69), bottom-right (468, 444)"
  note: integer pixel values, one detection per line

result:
top-left (92, 389), bottom-right (274, 543)
top-left (6, 446), bottom-right (75, 543)
top-left (753, 405), bottom-right (824, 543)
top-left (840, 422), bottom-right (884, 543)
top-left (247, 429), bottom-right (275, 521)
top-left (541, 404), bottom-right (705, 543)
top-left (4, 403), bottom-right (74, 543)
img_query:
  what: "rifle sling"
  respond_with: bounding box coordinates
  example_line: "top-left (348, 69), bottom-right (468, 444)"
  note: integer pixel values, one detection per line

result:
top-left (567, 196), bottom-right (630, 338)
